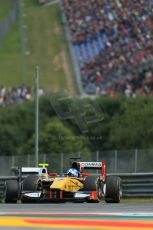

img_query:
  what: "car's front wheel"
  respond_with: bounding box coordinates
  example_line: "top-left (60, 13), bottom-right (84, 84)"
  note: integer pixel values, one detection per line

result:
top-left (84, 175), bottom-right (102, 203)
top-left (21, 175), bottom-right (40, 203)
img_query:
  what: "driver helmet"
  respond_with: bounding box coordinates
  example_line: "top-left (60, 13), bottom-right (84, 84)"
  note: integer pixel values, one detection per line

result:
top-left (67, 168), bottom-right (78, 177)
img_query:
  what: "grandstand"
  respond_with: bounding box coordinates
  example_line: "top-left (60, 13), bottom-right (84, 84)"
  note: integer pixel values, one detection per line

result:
top-left (62, 0), bottom-right (153, 97)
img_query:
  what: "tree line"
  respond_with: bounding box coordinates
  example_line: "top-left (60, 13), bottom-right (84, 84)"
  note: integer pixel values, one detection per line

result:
top-left (0, 95), bottom-right (153, 156)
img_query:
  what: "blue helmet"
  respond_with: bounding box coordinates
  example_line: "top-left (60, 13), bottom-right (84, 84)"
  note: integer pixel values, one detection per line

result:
top-left (67, 168), bottom-right (78, 177)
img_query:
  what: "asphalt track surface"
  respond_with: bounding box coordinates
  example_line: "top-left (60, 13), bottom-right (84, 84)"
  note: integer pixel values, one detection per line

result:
top-left (0, 201), bottom-right (153, 229)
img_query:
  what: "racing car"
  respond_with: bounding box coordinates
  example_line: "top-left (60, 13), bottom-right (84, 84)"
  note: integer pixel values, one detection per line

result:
top-left (4, 161), bottom-right (122, 203)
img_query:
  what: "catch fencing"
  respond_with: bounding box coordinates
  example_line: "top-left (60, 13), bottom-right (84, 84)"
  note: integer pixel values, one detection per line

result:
top-left (0, 149), bottom-right (153, 176)
top-left (0, 0), bottom-right (19, 46)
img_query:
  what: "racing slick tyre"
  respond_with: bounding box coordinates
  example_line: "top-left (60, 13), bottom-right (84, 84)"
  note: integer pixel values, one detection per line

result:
top-left (105, 176), bottom-right (122, 203)
top-left (84, 175), bottom-right (102, 203)
top-left (4, 180), bottom-right (19, 203)
top-left (21, 175), bottom-right (40, 203)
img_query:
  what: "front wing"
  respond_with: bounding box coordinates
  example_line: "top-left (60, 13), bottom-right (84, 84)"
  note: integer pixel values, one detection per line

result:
top-left (21, 190), bottom-right (100, 202)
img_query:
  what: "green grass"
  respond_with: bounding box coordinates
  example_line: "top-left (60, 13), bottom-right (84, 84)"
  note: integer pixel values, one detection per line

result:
top-left (0, 21), bottom-right (21, 86)
top-left (0, 0), bottom-right (12, 21)
top-left (0, 0), bottom-right (74, 93)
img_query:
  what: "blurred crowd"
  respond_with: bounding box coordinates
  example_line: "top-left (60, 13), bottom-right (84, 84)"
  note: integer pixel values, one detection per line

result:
top-left (0, 85), bottom-right (45, 106)
top-left (63, 0), bottom-right (153, 96)
top-left (0, 85), bottom-right (32, 106)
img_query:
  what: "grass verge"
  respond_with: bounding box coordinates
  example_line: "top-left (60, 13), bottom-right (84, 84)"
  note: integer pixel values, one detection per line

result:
top-left (0, 0), bottom-right (76, 94)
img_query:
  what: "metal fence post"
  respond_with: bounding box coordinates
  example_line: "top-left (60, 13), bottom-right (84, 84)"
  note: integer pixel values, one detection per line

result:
top-left (96, 151), bottom-right (99, 174)
top-left (43, 154), bottom-right (46, 163)
top-left (11, 155), bottom-right (15, 168)
top-left (96, 151), bottom-right (99, 162)
top-left (135, 149), bottom-right (138, 173)
top-left (27, 154), bottom-right (30, 166)
top-left (60, 153), bottom-right (63, 175)
top-left (114, 150), bottom-right (118, 173)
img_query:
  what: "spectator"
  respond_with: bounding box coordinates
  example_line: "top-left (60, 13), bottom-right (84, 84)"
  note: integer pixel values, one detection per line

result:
top-left (63, 0), bottom-right (153, 97)
top-left (0, 85), bottom-right (33, 106)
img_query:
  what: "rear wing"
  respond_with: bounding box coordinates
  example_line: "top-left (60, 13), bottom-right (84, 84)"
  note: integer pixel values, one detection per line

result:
top-left (11, 166), bottom-right (48, 183)
top-left (79, 161), bottom-right (106, 182)
top-left (21, 167), bottom-right (42, 174)
top-left (12, 167), bottom-right (47, 175)
top-left (21, 164), bottom-right (48, 174)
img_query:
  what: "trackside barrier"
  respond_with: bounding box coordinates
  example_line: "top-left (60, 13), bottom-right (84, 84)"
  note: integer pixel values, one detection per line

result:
top-left (108, 173), bottom-right (153, 198)
top-left (1, 173), bottom-right (153, 199)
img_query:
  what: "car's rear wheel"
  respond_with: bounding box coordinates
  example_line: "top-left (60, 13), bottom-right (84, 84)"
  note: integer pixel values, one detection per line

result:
top-left (84, 175), bottom-right (102, 203)
top-left (22, 175), bottom-right (40, 191)
top-left (105, 176), bottom-right (122, 203)
top-left (21, 175), bottom-right (40, 203)
top-left (4, 180), bottom-right (19, 203)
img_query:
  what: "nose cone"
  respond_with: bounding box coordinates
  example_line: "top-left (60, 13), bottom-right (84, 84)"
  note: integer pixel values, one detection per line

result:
top-left (50, 177), bottom-right (83, 192)
top-left (50, 177), bottom-right (69, 190)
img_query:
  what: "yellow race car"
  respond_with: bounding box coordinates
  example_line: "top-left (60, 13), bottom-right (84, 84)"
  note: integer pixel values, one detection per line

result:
top-left (4, 161), bottom-right (122, 203)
